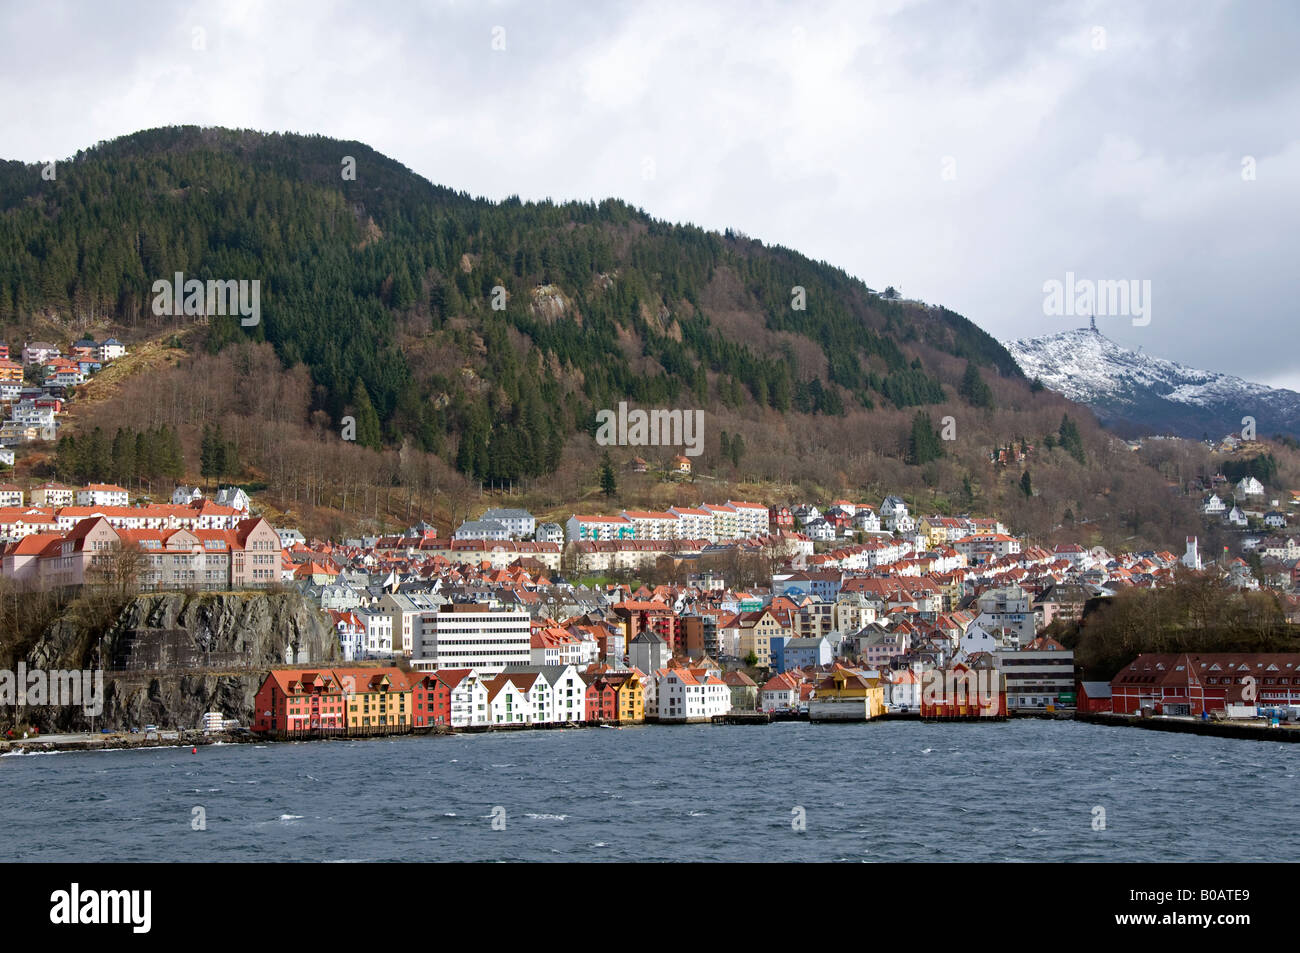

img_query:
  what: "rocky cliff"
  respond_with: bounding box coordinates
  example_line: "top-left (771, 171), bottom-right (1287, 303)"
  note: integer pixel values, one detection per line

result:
top-left (9, 590), bottom-right (340, 732)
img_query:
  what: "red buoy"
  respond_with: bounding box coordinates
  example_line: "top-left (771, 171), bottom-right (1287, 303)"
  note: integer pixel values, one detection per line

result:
top-left (191, 747), bottom-right (197, 754)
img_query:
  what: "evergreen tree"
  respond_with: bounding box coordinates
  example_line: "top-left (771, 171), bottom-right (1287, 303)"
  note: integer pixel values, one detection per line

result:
top-left (692, 363), bottom-right (708, 404)
top-left (111, 428), bottom-right (136, 485)
top-left (959, 361), bottom-right (994, 409)
top-left (907, 411), bottom-right (944, 465)
top-left (729, 432), bottom-right (745, 467)
top-left (200, 424), bottom-right (221, 485)
top-left (1059, 414), bottom-right (1086, 465)
top-left (160, 425), bottom-right (185, 480)
top-left (1020, 469), bottom-right (1033, 498)
top-left (351, 379), bottom-right (383, 450)
top-left (599, 453), bottom-right (617, 498)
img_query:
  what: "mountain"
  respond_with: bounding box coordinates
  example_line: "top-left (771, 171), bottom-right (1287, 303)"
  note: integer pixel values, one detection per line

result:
top-left (1004, 327), bottom-right (1300, 440)
top-left (0, 126), bottom-right (1210, 550)
top-left (0, 126), bottom-right (1017, 480)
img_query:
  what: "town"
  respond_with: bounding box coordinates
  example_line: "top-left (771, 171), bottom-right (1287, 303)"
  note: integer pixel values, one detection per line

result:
top-left (7, 464), bottom-right (1300, 738)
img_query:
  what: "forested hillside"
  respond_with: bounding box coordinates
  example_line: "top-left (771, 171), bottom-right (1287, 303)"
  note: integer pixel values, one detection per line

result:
top-left (0, 126), bottom-right (1206, 547)
top-left (1, 127), bottom-right (1015, 474)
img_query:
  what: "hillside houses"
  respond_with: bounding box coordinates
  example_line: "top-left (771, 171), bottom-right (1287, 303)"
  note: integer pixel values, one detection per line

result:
top-left (0, 338), bottom-right (129, 450)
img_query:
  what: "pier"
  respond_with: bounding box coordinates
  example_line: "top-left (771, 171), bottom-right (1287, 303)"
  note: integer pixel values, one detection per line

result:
top-left (1075, 711), bottom-right (1300, 743)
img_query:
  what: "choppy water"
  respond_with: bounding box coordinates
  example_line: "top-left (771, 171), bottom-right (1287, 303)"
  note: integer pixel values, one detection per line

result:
top-left (2, 720), bottom-right (1294, 862)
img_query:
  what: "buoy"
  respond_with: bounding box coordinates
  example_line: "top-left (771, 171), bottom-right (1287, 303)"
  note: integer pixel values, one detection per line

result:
top-left (191, 747), bottom-right (197, 754)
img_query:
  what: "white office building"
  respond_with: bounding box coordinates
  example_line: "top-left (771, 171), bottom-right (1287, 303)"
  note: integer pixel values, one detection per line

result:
top-left (413, 603), bottom-right (531, 674)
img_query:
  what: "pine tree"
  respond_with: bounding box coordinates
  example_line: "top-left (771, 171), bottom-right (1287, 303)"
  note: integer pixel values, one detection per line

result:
top-left (959, 361), bottom-right (994, 409)
top-left (729, 432), bottom-right (745, 467)
top-left (1020, 470), bottom-right (1033, 498)
top-left (111, 428), bottom-right (136, 486)
top-left (352, 379), bottom-right (383, 450)
top-left (907, 411), bottom-right (944, 465)
top-left (1059, 414), bottom-right (1086, 465)
top-left (692, 363), bottom-right (708, 404)
top-left (599, 453), bottom-right (617, 498)
top-left (200, 424), bottom-right (220, 485)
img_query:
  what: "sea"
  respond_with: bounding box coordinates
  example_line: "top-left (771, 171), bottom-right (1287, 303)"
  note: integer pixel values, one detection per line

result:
top-left (3, 720), bottom-right (1294, 862)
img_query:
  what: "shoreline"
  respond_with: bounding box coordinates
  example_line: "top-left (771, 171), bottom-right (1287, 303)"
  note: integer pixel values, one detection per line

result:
top-left (9, 708), bottom-right (1297, 755)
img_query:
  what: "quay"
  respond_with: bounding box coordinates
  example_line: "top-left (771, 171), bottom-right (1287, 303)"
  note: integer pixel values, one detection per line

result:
top-left (1075, 710), bottom-right (1300, 743)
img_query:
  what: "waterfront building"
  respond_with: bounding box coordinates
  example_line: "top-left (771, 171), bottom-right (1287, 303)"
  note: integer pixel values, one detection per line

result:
top-left (1110, 653), bottom-right (1300, 716)
top-left (251, 670), bottom-right (347, 733)
top-left (994, 636), bottom-right (1076, 710)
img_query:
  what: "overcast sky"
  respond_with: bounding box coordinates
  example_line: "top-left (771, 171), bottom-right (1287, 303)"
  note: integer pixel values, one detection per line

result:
top-left (2, 0), bottom-right (1297, 387)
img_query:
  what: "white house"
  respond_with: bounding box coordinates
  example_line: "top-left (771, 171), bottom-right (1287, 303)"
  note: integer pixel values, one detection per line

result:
top-left (1237, 476), bottom-right (1266, 497)
top-left (793, 504), bottom-right (822, 527)
top-left (1225, 506), bottom-right (1248, 528)
top-left (441, 669), bottom-right (490, 727)
top-left (851, 508), bottom-right (881, 532)
top-left (485, 671), bottom-right (535, 725)
top-left (885, 510), bottom-right (916, 533)
top-left (357, 607), bottom-right (394, 657)
top-left (21, 342), bottom-right (59, 366)
top-left (171, 485), bottom-right (203, 505)
top-left (956, 623), bottom-right (1001, 658)
top-left (653, 668), bottom-right (731, 723)
top-left (535, 522), bottom-right (564, 544)
top-left (98, 339), bottom-right (128, 362)
top-left (880, 495), bottom-right (908, 520)
top-left (506, 664), bottom-right (587, 723)
top-left (760, 674), bottom-right (800, 711)
top-left (802, 518), bottom-right (836, 541)
top-left (328, 610), bottom-right (366, 662)
top-left (1202, 494), bottom-right (1226, 515)
top-left (277, 529), bottom-right (306, 552)
top-left (214, 486), bottom-right (252, 513)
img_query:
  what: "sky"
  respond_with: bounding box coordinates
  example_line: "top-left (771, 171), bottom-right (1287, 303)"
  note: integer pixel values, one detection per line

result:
top-left (2, 0), bottom-right (1298, 387)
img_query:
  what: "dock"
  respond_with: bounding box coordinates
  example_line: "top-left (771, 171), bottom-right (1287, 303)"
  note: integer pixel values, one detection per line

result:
top-left (1075, 711), bottom-right (1300, 743)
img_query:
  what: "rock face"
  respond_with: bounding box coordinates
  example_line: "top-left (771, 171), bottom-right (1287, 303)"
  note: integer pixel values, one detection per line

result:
top-left (12, 591), bottom-right (340, 732)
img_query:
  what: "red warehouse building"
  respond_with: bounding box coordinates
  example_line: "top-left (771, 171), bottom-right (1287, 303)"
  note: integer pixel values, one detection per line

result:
top-left (1110, 653), bottom-right (1300, 716)
top-left (1077, 681), bottom-right (1113, 713)
top-left (252, 670), bottom-right (347, 733)
top-left (403, 671), bottom-right (450, 727)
